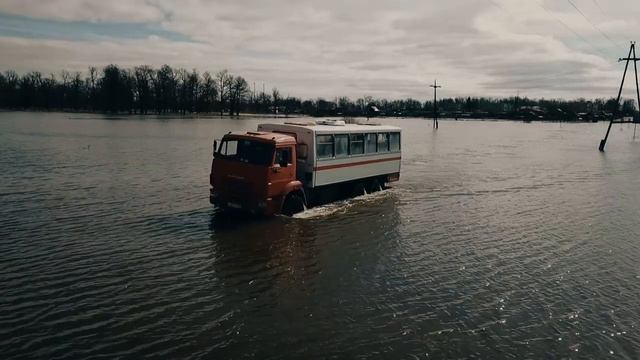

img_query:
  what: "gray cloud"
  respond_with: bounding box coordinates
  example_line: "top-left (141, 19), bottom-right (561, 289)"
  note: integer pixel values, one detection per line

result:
top-left (0, 0), bottom-right (165, 22)
top-left (0, 0), bottom-right (637, 100)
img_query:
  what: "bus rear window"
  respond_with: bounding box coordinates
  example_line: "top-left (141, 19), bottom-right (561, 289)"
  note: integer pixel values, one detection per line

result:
top-left (390, 132), bottom-right (400, 151)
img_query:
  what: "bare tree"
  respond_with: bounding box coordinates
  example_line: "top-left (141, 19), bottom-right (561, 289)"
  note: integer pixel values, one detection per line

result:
top-left (187, 69), bottom-right (199, 113)
top-left (176, 68), bottom-right (189, 114)
top-left (60, 70), bottom-right (70, 109)
top-left (272, 87), bottom-right (280, 115)
top-left (70, 72), bottom-right (83, 110)
top-left (86, 66), bottom-right (98, 110)
top-left (102, 65), bottom-right (121, 113)
top-left (155, 65), bottom-right (176, 113)
top-left (199, 71), bottom-right (217, 113)
top-left (229, 76), bottom-right (250, 116)
top-left (134, 65), bottom-right (154, 114)
top-left (216, 69), bottom-right (232, 116)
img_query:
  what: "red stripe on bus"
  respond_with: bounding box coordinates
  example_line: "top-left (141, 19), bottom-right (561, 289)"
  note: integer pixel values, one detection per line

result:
top-left (314, 156), bottom-right (401, 171)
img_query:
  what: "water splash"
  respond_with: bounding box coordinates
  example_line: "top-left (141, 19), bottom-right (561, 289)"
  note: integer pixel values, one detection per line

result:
top-left (292, 190), bottom-right (391, 219)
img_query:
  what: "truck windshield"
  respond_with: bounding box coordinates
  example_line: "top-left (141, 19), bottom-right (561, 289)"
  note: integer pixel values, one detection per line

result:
top-left (216, 139), bottom-right (274, 166)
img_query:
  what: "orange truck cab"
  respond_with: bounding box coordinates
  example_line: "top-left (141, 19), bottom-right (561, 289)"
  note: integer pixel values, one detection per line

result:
top-left (209, 131), bottom-right (306, 215)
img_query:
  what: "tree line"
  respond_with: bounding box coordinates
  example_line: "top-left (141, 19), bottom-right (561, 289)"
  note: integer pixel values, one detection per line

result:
top-left (0, 64), bottom-right (637, 121)
top-left (0, 65), bottom-right (258, 116)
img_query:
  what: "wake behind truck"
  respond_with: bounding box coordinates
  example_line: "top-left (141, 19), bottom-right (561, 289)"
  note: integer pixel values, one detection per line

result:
top-left (209, 120), bottom-right (401, 215)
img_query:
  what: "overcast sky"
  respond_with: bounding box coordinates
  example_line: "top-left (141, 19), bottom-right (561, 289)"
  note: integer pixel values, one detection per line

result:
top-left (0, 0), bottom-right (638, 100)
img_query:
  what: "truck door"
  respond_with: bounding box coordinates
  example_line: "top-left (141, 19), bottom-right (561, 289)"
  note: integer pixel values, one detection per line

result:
top-left (270, 146), bottom-right (296, 196)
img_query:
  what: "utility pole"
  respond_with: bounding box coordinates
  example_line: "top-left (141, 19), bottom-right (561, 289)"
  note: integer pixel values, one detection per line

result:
top-left (430, 80), bottom-right (442, 129)
top-left (599, 41), bottom-right (640, 151)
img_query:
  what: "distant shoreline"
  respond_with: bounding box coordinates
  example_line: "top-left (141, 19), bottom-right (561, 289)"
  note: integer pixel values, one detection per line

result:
top-left (0, 108), bottom-right (299, 119)
top-left (0, 108), bottom-right (608, 123)
top-left (3, 64), bottom-right (636, 122)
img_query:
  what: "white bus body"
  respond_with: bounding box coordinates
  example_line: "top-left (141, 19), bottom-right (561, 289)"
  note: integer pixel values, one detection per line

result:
top-left (258, 121), bottom-right (401, 189)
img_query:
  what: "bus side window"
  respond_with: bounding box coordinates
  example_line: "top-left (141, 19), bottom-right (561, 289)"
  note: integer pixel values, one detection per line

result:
top-left (349, 134), bottom-right (364, 155)
top-left (377, 133), bottom-right (389, 152)
top-left (365, 133), bottom-right (377, 153)
top-left (317, 135), bottom-right (334, 159)
top-left (335, 134), bottom-right (349, 157)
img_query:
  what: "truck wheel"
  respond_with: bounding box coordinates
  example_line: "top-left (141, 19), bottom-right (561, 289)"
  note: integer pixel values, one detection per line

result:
top-left (282, 193), bottom-right (305, 216)
top-left (352, 182), bottom-right (367, 197)
top-left (369, 179), bottom-right (382, 193)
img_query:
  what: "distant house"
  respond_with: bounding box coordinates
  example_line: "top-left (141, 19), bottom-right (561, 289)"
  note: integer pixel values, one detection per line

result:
top-left (518, 106), bottom-right (546, 120)
top-left (367, 105), bottom-right (380, 118)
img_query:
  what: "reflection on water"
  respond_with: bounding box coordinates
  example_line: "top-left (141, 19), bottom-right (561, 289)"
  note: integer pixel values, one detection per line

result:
top-left (205, 192), bottom-right (403, 358)
top-left (2, 112), bottom-right (640, 358)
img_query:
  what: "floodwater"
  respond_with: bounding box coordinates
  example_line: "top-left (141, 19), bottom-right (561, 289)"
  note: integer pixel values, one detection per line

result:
top-left (2, 112), bottom-right (640, 359)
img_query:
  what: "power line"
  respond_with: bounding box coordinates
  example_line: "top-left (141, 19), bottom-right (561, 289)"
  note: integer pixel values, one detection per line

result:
top-left (591, 0), bottom-right (606, 15)
top-left (566, 0), bottom-right (622, 50)
top-left (485, 0), bottom-right (505, 11)
top-left (485, 0), bottom-right (519, 18)
top-left (534, 0), bottom-right (611, 59)
top-left (486, 0), bottom-right (616, 61)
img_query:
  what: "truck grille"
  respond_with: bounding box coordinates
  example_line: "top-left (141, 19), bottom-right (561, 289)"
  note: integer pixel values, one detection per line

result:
top-left (225, 179), bottom-right (252, 198)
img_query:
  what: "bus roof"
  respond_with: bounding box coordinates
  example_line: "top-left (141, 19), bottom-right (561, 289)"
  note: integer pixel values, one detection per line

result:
top-left (225, 131), bottom-right (296, 145)
top-left (259, 122), bottom-right (401, 135)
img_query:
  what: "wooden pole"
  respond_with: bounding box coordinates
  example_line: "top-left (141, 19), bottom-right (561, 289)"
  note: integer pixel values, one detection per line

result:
top-left (430, 80), bottom-right (442, 129)
top-left (634, 44), bottom-right (640, 125)
top-left (600, 42), bottom-right (635, 151)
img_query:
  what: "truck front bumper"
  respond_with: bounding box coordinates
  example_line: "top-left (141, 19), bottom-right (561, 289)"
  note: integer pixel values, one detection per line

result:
top-left (210, 188), bottom-right (280, 215)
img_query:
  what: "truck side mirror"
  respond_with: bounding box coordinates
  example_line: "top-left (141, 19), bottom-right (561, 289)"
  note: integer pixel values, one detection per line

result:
top-left (213, 140), bottom-right (218, 155)
top-left (297, 144), bottom-right (307, 159)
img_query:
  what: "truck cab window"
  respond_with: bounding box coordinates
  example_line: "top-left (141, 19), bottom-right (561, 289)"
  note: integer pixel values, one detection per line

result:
top-left (275, 147), bottom-right (292, 166)
top-left (220, 140), bottom-right (238, 156)
top-left (218, 139), bottom-right (273, 166)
